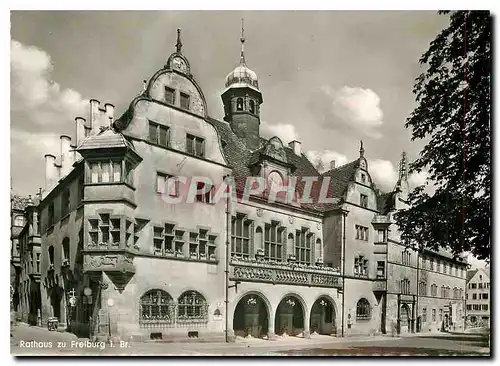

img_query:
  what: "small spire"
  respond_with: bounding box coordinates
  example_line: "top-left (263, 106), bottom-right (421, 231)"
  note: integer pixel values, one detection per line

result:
top-left (399, 151), bottom-right (408, 181)
top-left (176, 28), bottom-right (183, 54)
top-left (239, 18), bottom-right (246, 65)
top-left (359, 140), bottom-right (364, 158)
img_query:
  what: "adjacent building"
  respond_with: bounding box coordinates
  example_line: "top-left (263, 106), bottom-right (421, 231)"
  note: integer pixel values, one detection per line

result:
top-left (11, 28), bottom-right (468, 341)
top-left (466, 268), bottom-right (490, 327)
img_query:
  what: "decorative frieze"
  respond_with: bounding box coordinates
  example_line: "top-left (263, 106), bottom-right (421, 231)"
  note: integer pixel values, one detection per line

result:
top-left (230, 256), bottom-right (341, 288)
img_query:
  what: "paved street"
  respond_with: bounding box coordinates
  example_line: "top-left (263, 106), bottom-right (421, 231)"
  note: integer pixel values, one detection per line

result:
top-left (10, 323), bottom-right (489, 356)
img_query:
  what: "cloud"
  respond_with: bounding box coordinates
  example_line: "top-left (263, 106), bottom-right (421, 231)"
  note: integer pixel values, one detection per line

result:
top-left (368, 159), bottom-right (399, 191)
top-left (10, 40), bottom-right (88, 195)
top-left (309, 85), bottom-right (384, 139)
top-left (306, 150), bottom-right (348, 173)
top-left (10, 39), bottom-right (88, 130)
top-left (260, 121), bottom-right (299, 144)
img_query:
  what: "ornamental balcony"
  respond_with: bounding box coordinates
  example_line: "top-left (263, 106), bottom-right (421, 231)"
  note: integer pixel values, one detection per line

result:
top-left (229, 256), bottom-right (342, 289)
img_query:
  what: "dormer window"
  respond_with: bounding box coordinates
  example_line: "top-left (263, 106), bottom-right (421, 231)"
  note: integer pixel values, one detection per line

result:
top-left (236, 98), bottom-right (244, 111)
top-left (361, 173), bottom-right (366, 183)
top-left (165, 87), bottom-right (175, 105)
top-left (180, 92), bottom-right (190, 110)
top-left (249, 100), bottom-right (255, 114)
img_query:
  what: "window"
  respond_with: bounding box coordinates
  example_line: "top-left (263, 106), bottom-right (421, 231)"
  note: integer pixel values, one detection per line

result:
top-left (88, 214), bottom-right (121, 246)
top-left (360, 194), bottom-right (368, 208)
top-left (356, 298), bottom-right (371, 320)
top-left (402, 250), bottom-right (411, 266)
top-left (249, 99), bottom-right (255, 114)
top-left (473, 304), bottom-right (481, 311)
top-left (437, 260), bottom-right (441, 272)
top-left (149, 121), bottom-right (170, 147)
top-left (439, 309), bottom-right (443, 322)
top-left (430, 258), bottom-right (435, 271)
top-left (174, 230), bottom-right (185, 255)
top-left (35, 253), bottom-right (40, 272)
top-left (482, 304), bottom-right (488, 311)
top-left (165, 87), bottom-right (175, 105)
top-left (471, 283), bottom-right (477, 289)
top-left (186, 134), bottom-right (205, 157)
top-left (61, 189), bottom-right (70, 217)
top-left (421, 257), bottom-right (427, 269)
top-left (124, 160), bottom-right (134, 186)
top-left (376, 261), bottom-right (385, 278)
top-left (78, 175), bottom-right (84, 204)
top-left (264, 222), bottom-right (283, 261)
top-left (354, 256), bottom-right (369, 277)
top-left (472, 293), bottom-right (477, 300)
top-left (355, 225), bottom-right (369, 241)
top-left (361, 173), bottom-right (366, 183)
top-left (231, 215), bottom-right (251, 258)
top-left (236, 97), bottom-right (243, 111)
top-left (48, 245), bottom-right (54, 265)
top-left (481, 293), bottom-right (488, 300)
top-left (400, 278), bottom-right (410, 294)
top-left (295, 229), bottom-right (312, 265)
top-left (377, 230), bottom-right (387, 243)
top-left (62, 238), bottom-right (70, 263)
top-left (88, 161), bottom-right (123, 184)
top-left (47, 203), bottom-right (55, 228)
top-left (422, 308), bottom-right (427, 323)
top-left (478, 283), bottom-right (483, 289)
top-left (419, 281), bottom-right (427, 296)
top-left (443, 263), bottom-right (447, 274)
top-left (454, 266), bottom-right (458, 276)
top-left (156, 173), bottom-right (180, 197)
top-left (466, 304), bottom-right (472, 311)
top-left (177, 291), bottom-right (208, 322)
top-left (180, 92), bottom-right (190, 110)
top-left (432, 309), bottom-right (436, 322)
top-left (195, 182), bottom-right (214, 204)
top-left (140, 289), bottom-right (173, 322)
top-left (14, 215), bottom-right (25, 227)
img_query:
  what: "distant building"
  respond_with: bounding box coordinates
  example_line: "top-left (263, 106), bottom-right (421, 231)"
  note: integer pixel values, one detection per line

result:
top-left (12, 28), bottom-right (468, 341)
top-left (466, 268), bottom-right (490, 327)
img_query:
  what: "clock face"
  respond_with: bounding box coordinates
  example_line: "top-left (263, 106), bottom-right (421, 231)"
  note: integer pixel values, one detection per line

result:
top-left (268, 171), bottom-right (283, 194)
top-left (172, 57), bottom-right (187, 73)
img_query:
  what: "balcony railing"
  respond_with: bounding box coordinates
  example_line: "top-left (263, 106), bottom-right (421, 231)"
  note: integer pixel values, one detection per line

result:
top-left (230, 256), bottom-right (342, 289)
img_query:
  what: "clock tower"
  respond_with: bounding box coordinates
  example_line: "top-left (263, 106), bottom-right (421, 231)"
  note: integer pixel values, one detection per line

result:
top-left (221, 19), bottom-right (263, 151)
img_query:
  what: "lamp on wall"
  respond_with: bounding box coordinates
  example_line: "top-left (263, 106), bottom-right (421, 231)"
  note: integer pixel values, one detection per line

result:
top-left (247, 296), bottom-right (257, 306)
top-left (286, 298), bottom-right (296, 307)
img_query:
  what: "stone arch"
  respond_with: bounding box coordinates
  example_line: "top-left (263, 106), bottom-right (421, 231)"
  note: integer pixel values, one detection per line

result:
top-left (310, 295), bottom-right (337, 335)
top-left (232, 290), bottom-right (271, 339)
top-left (274, 293), bottom-right (308, 336)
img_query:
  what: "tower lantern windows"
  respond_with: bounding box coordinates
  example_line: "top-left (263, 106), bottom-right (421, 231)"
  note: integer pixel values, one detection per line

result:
top-left (236, 98), bottom-right (244, 111)
top-left (249, 99), bottom-right (255, 114)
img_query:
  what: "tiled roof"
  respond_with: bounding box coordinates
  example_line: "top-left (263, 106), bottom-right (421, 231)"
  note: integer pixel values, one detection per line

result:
top-left (77, 127), bottom-right (136, 152)
top-left (321, 160), bottom-right (360, 199)
top-left (466, 269), bottom-right (479, 283)
top-left (208, 117), bottom-right (343, 212)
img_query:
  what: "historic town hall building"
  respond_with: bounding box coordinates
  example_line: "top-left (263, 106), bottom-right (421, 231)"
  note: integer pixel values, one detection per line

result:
top-left (11, 28), bottom-right (468, 342)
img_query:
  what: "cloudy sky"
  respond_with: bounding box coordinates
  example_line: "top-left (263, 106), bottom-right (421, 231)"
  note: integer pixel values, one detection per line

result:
top-left (10, 11), bottom-right (488, 268)
top-left (11, 10), bottom-right (450, 195)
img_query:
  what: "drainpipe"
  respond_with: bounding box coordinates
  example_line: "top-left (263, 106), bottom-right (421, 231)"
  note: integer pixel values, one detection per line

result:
top-left (224, 175), bottom-right (232, 343)
top-left (341, 207), bottom-right (349, 337)
top-left (415, 247), bottom-right (419, 333)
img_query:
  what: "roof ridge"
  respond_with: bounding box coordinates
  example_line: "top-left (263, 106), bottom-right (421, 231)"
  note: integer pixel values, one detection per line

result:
top-left (322, 158), bottom-right (359, 176)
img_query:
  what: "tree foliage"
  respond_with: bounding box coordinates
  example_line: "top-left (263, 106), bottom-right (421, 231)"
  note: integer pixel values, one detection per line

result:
top-left (394, 11), bottom-right (491, 261)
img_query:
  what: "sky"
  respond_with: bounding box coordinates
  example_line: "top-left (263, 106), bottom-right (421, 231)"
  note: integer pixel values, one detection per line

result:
top-left (9, 10), bottom-right (486, 268)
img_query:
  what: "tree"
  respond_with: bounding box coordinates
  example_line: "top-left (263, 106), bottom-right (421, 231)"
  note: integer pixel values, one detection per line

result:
top-left (394, 11), bottom-right (491, 261)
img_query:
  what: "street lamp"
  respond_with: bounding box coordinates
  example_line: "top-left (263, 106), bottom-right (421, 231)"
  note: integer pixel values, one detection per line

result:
top-left (107, 298), bottom-right (115, 341)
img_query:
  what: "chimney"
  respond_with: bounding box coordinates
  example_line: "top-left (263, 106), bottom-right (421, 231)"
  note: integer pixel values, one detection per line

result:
top-left (75, 117), bottom-right (87, 146)
top-left (44, 154), bottom-right (57, 192)
top-left (60, 135), bottom-right (73, 178)
top-left (330, 160), bottom-right (336, 170)
top-left (288, 140), bottom-right (302, 156)
top-left (89, 99), bottom-right (101, 134)
top-left (104, 103), bottom-right (114, 124)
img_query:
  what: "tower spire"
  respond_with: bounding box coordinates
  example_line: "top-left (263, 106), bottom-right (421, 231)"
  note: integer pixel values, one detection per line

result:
top-left (240, 18), bottom-right (246, 65)
top-left (398, 151), bottom-right (408, 181)
top-left (176, 28), bottom-right (183, 54)
top-left (359, 140), bottom-right (365, 158)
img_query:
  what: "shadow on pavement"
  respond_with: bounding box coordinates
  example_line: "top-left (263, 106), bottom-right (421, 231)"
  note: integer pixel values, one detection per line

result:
top-left (279, 347), bottom-right (489, 356)
top-left (417, 334), bottom-right (489, 348)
